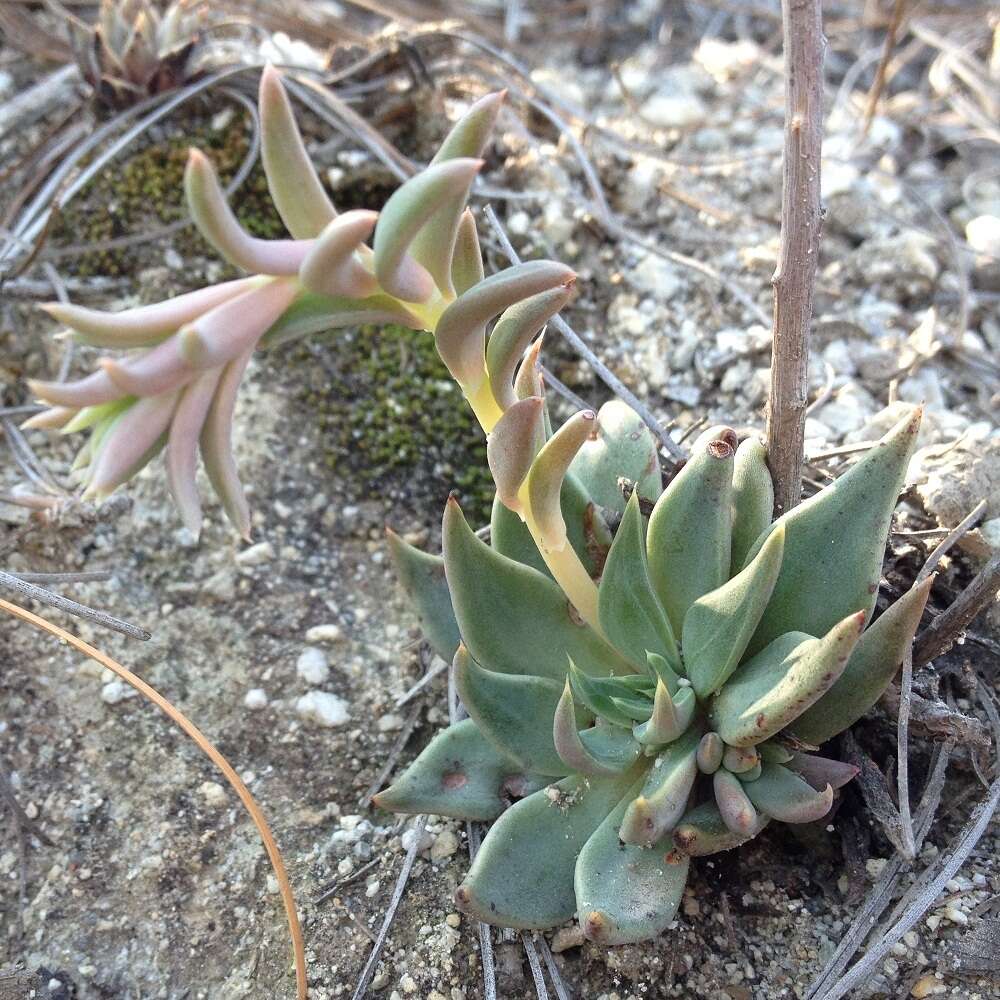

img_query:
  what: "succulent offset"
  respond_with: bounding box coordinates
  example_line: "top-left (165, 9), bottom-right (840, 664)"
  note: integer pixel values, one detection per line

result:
top-left (26, 69), bottom-right (573, 537)
top-left (376, 400), bottom-right (930, 943)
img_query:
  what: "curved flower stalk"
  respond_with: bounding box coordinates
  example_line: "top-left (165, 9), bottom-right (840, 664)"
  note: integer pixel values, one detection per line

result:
top-left (377, 404), bottom-right (932, 945)
top-left (26, 67), bottom-right (576, 538)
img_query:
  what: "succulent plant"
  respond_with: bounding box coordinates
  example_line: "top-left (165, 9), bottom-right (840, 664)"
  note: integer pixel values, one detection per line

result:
top-left (375, 400), bottom-right (931, 944)
top-left (26, 68), bottom-right (573, 537)
top-left (59, 0), bottom-right (204, 108)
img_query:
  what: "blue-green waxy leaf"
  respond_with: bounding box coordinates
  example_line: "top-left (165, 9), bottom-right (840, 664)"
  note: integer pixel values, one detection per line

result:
top-left (741, 763), bottom-right (834, 823)
top-left (454, 647), bottom-right (569, 776)
top-left (646, 651), bottom-right (683, 688)
top-left (713, 768), bottom-right (759, 835)
top-left (790, 575), bottom-right (934, 745)
top-left (722, 745), bottom-right (760, 774)
top-left (619, 728), bottom-right (700, 845)
top-left (568, 660), bottom-right (646, 729)
top-left (570, 399), bottom-right (662, 515)
top-left (443, 499), bottom-right (632, 681)
top-left (372, 719), bottom-right (547, 821)
top-left (455, 769), bottom-right (639, 929)
top-left (633, 683), bottom-right (696, 746)
top-left (647, 428), bottom-right (736, 635)
top-left (730, 436), bottom-right (774, 574)
top-left (575, 778), bottom-right (690, 945)
top-left (746, 407), bottom-right (922, 656)
top-left (430, 90), bottom-right (505, 163)
top-left (696, 732), bottom-right (724, 773)
top-left (599, 492), bottom-right (680, 671)
top-left (672, 800), bottom-right (769, 857)
top-left (386, 529), bottom-right (460, 663)
top-left (553, 681), bottom-right (641, 776)
top-left (682, 524), bottom-right (786, 699)
top-left (758, 741), bottom-right (795, 765)
top-left (710, 612), bottom-right (866, 747)
top-left (490, 494), bottom-right (549, 575)
top-left (450, 209), bottom-right (484, 296)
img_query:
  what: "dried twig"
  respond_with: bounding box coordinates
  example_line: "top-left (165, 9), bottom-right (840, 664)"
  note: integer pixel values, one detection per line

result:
top-left (861, 0), bottom-right (910, 138)
top-left (536, 934), bottom-right (571, 1000)
top-left (522, 932), bottom-right (550, 1000)
top-left (766, 0), bottom-right (825, 515)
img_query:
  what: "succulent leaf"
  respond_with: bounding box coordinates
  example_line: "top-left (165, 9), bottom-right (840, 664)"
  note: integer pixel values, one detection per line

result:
top-left (553, 682), bottom-right (641, 776)
top-left (730, 436), bottom-right (774, 573)
top-left (696, 732), bottom-right (724, 774)
top-left (487, 397), bottom-right (546, 511)
top-left (373, 718), bottom-right (546, 821)
top-left (568, 660), bottom-right (645, 729)
top-left (682, 523), bottom-right (785, 699)
top-left (710, 612), bottom-right (866, 747)
top-left (741, 763), bottom-right (834, 823)
top-left (450, 209), bottom-right (485, 296)
top-left (786, 752), bottom-right (859, 790)
top-left (430, 91), bottom-right (506, 164)
top-left (298, 211), bottom-right (379, 299)
top-left (647, 428), bottom-right (736, 635)
top-left (633, 682), bottom-right (696, 747)
top-left (713, 767), bottom-right (760, 834)
top-left (672, 800), bottom-right (769, 857)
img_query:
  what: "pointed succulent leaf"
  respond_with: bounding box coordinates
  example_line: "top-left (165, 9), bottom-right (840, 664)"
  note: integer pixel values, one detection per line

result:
top-left (790, 575), bottom-right (934, 745)
top-left (298, 210), bottom-right (379, 299)
top-left (454, 647), bottom-right (569, 776)
top-left (633, 682), bottom-right (696, 747)
top-left (450, 209), bottom-right (484, 296)
top-left (434, 260), bottom-right (575, 391)
top-left (786, 752), bottom-right (859, 790)
top-left (696, 732), bottom-right (724, 774)
top-left (568, 660), bottom-right (642, 729)
top-left (486, 285), bottom-right (574, 411)
top-left (259, 64), bottom-right (337, 239)
top-left (553, 681), bottom-right (640, 776)
top-left (713, 767), bottom-right (759, 835)
top-left (599, 492), bottom-right (680, 671)
top-left (619, 728), bottom-right (700, 845)
top-left (647, 427), bottom-right (736, 635)
top-left (431, 91), bottom-right (505, 163)
top-left (730, 436), bottom-right (774, 574)
top-left (99, 335), bottom-right (195, 398)
top-left (372, 718), bottom-right (546, 821)
top-left (741, 763), bottom-right (834, 823)
top-left (41, 277), bottom-right (258, 349)
top-left (372, 159), bottom-right (482, 302)
top-left (746, 407), bottom-right (922, 655)
top-left (513, 337), bottom-right (546, 405)
top-left (385, 529), bottom-right (460, 663)
top-left (185, 149), bottom-right (312, 275)
top-left (646, 651), bottom-right (683, 690)
top-left (29, 369), bottom-right (127, 408)
top-left (682, 524), bottom-right (786, 699)
top-left (487, 397), bottom-right (545, 511)
top-left (758, 741), bottom-right (795, 764)
top-left (575, 778), bottom-right (690, 945)
top-left (722, 746), bottom-right (759, 774)
top-left (570, 399), bottom-right (662, 515)
top-left (711, 612), bottom-right (866, 747)
top-left (672, 800), bottom-right (769, 857)
top-left (490, 493), bottom-right (549, 575)
top-left (61, 399), bottom-right (131, 435)
top-left (21, 406), bottom-right (76, 431)
top-left (455, 769), bottom-right (638, 929)
top-left (442, 499), bottom-right (632, 681)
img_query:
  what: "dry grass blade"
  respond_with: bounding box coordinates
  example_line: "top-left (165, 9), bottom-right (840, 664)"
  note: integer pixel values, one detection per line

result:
top-left (0, 597), bottom-right (308, 1000)
top-left (522, 931), bottom-right (550, 999)
top-left (536, 934), bottom-right (571, 1000)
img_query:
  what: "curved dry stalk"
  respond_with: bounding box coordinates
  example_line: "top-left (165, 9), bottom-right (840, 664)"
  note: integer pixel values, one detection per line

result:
top-left (0, 597), bottom-right (308, 1000)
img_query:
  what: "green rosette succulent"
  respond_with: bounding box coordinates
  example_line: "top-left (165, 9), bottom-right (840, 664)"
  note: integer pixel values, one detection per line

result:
top-left (376, 400), bottom-right (932, 945)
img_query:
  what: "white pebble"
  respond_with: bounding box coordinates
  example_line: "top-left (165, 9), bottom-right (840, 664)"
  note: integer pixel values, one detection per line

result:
top-left (430, 830), bottom-right (459, 862)
top-left (377, 713), bottom-right (405, 732)
top-left (296, 691), bottom-right (350, 728)
top-left (100, 681), bottom-right (129, 705)
top-left (198, 781), bottom-right (228, 809)
top-left (244, 688), bottom-right (268, 710)
top-left (305, 624), bottom-right (343, 643)
top-left (296, 647), bottom-right (330, 685)
top-left (236, 541), bottom-right (275, 566)
top-left (400, 827), bottom-right (433, 853)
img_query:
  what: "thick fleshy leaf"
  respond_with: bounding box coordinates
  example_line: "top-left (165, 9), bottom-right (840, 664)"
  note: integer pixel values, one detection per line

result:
top-left (568, 660), bottom-right (645, 729)
top-left (434, 260), bottom-right (575, 390)
top-left (619, 728), bottom-right (700, 845)
top-left (486, 286), bottom-right (574, 411)
top-left (633, 682), bottom-right (695, 747)
top-left (385, 529), bottom-right (460, 663)
top-left (431, 91), bottom-right (505, 163)
top-left (696, 732), bottom-right (724, 774)
top-left (730, 436), bottom-right (774, 574)
top-left (259, 64), bottom-right (337, 239)
top-left (487, 397), bottom-right (545, 510)
top-left (298, 211), bottom-right (379, 299)
top-left (710, 612), bottom-right (866, 747)
top-left (29, 369), bottom-right (126, 408)
top-left (714, 767), bottom-right (759, 834)
top-left (570, 399), bottom-right (662, 515)
top-left (185, 149), bottom-right (312, 275)
top-left (746, 407), bottom-right (922, 656)
top-left (454, 647), bottom-right (569, 776)
top-left (553, 683), bottom-right (641, 776)
top-left (672, 801), bottom-right (769, 856)
top-left (790, 576), bottom-right (934, 745)
top-left (372, 718), bottom-right (546, 821)
top-left (442, 498), bottom-right (632, 681)
top-left (599, 492), bottom-right (680, 671)
top-left (758, 741), bottom-right (795, 764)
top-left (22, 406), bottom-right (76, 431)
top-left (786, 752), bottom-right (859, 790)
top-left (682, 524), bottom-right (786, 698)
top-left (575, 778), bottom-right (690, 945)
top-left (373, 159), bottom-right (482, 302)
top-left (647, 428), bottom-right (736, 635)
top-left (450, 209), bottom-right (484, 296)
top-left (741, 763), bottom-right (834, 823)
top-left (455, 769), bottom-right (638, 929)
top-left (722, 745), bottom-right (759, 774)
top-left (41, 278), bottom-right (258, 349)
top-left (513, 337), bottom-right (546, 405)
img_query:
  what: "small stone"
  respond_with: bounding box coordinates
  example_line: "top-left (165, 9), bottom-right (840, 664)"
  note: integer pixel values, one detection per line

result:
top-left (430, 830), bottom-right (459, 862)
top-left (296, 691), bottom-right (350, 728)
top-left (966, 215), bottom-right (1000, 257)
top-left (236, 541), bottom-right (275, 566)
top-left (550, 925), bottom-right (585, 952)
top-left (297, 647), bottom-right (330, 685)
top-left (867, 858), bottom-right (888, 877)
top-left (400, 973), bottom-right (418, 994)
top-left (244, 688), bottom-right (268, 710)
top-left (337, 857), bottom-right (354, 876)
top-left (641, 93), bottom-right (707, 129)
top-left (101, 680), bottom-right (130, 705)
top-left (400, 827), bottom-right (433, 853)
top-left (910, 973), bottom-right (945, 998)
top-left (446, 912), bottom-right (461, 928)
top-left (305, 624), bottom-right (343, 643)
top-left (377, 713), bottom-right (405, 733)
top-left (365, 880), bottom-right (381, 898)
top-left (198, 781), bottom-right (228, 809)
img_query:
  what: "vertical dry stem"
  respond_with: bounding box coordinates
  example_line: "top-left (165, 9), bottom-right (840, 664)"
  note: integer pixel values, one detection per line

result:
top-left (766, 0), bottom-right (826, 515)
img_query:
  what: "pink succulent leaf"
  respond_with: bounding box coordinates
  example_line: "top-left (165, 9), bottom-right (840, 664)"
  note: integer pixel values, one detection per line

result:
top-left (786, 752), bottom-right (859, 791)
top-left (299, 211), bottom-right (380, 299)
top-left (20, 406), bottom-right (77, 430)
top-left (166, 367), bottom-right (223, 536)
top-left (177, 277), bottom-right (299, 369)
top-left (40, 277), bottom-right (259, 349)
top-left (199, 348), bottom-right (253, 539)
top-left (486, 396), bottom-right (545, 510)
top-left (28, 369), bottom-right (128, 408)
top-left (99, 332), bottom-right (197, 397)
top-left (184, 148), bottom-right (314, 275)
